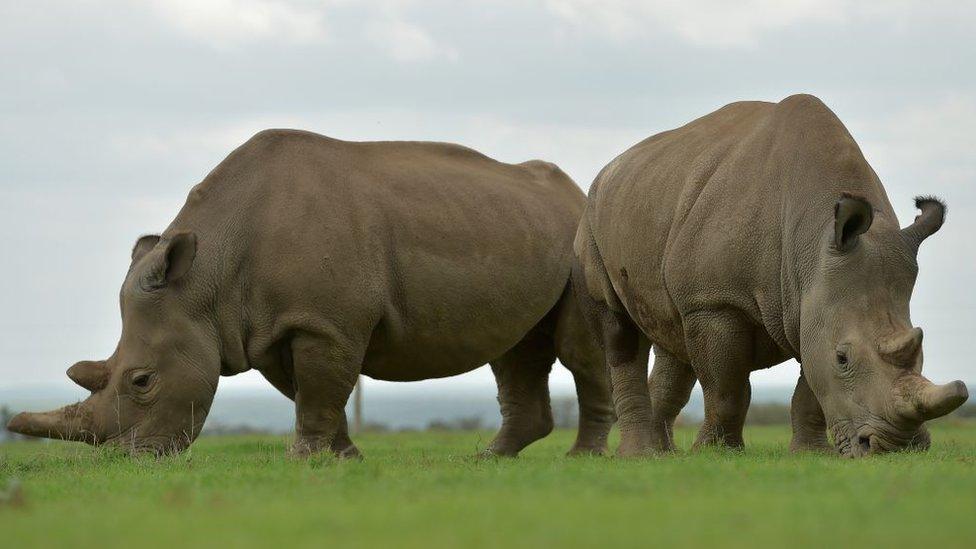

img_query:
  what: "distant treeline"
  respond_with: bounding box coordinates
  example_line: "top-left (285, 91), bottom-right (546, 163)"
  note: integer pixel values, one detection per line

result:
top-left (4, 401), bottom-right (976, 440)
top-left (197, 400), bottom-right (976, 436)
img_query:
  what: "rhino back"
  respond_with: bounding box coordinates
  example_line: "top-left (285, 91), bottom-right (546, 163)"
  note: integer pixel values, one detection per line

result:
top-left (164, 129), bottom-right (585, 380)
top-left (587, 94), bottom-right (897, 361)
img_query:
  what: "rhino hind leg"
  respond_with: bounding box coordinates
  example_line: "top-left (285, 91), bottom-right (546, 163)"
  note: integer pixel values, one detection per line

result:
top-left (591, 305), bottom-right (654, 457)
top-left (571, 223), bottom-right (656, 457)
top-left (647, 347), bottom-right (697, 452)
top-left (684, 310), bottom-right (753, 450)
top-left (789, 373), bottom-right (831, 453)
top-left (485, 327), bottom-right (556, 457)
top-left (571, 294), bottom-right (655, 457)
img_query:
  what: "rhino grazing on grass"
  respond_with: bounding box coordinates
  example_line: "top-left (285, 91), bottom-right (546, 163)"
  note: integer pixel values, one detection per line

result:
top-left (8, 130), bottom-right (613, 457)
top-left (573, 94), bottom-right (968, 458)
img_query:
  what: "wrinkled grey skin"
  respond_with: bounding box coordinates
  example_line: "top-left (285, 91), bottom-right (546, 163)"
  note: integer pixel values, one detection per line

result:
top-left (573, 94), bottom-right (968, 458)
top-left (8, 130), bottom-right (613, 458)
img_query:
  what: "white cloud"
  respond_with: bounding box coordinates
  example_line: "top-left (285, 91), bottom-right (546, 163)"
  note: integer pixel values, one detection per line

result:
top-left (855, 95), bottom-right (976, 192)
top-left (545, 0), bottom-right (851, 48)
top-left (2, 0), bottom-right (975, 390)
top-left (883, 97), bottom-right (976, 180)
top-left (145, 0), bottom-right (459, 62)
top-left (365, 17), bottom-right (459, 63)
top-left (149, 0), bottom-right (330, 49)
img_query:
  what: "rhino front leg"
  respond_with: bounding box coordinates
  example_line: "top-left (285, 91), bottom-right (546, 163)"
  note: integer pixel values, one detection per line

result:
top-left (256, 365), bottom-right (361, 458)
top-left (647, 346), bottom-right (697, 452)
top-left (486, 328), bottom-right (556, 457)
top-left (684, 310), bottom-right (753, 450)
top-left (563, 363), bottom-right (614, 456)
top-left (552, 289), bottom-right (614, 456)
top-left (289, 332), bottom-right (363, 458)
top-left (789, 373), bottom-right (830, 453)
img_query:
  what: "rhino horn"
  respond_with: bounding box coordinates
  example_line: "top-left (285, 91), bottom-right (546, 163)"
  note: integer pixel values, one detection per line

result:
top-left (896, 375), bottom-right (969, 422)
top-left (6, 401), bottom-right (96, 443)
top-left (902, 196), bottom-right (946, 248)
top-left (878, 328), bottom-right (923, 367)
top-left (67, 360), bottom-right (109, 392)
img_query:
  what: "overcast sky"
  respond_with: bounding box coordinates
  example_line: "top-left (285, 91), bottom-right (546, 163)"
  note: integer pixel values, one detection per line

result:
top-left (1, 1), bottom-right (974, 397)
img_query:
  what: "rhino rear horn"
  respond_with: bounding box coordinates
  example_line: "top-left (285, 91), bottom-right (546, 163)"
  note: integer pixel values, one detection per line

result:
top-left (878, 328), bottom-right (923, 367)
top-left (67, 360), bottom-right (109, 392)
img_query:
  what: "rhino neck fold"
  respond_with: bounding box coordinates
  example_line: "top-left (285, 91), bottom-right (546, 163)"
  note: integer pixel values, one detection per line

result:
top-left (162, 203), bottom-right (250, 381)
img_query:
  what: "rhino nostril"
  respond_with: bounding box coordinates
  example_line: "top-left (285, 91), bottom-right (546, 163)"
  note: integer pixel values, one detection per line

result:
top-left (858, 436), bottom-right (871, 454)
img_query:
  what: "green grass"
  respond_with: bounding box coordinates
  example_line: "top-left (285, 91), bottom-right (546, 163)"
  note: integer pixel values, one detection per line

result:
top-left (2, 424), bottom-right (975, 548)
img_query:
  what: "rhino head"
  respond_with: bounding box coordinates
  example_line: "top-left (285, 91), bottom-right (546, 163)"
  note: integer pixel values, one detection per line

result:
top-left (7, 232), bottom-right (220, 455)
top-left (800, 194), bottom-right (967, 457)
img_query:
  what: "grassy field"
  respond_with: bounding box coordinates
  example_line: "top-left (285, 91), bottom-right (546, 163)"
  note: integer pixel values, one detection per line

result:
top-left (2, 423), bottom-right (975, 548)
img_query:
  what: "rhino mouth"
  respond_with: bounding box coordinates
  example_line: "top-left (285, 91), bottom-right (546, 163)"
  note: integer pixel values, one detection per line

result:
top-left (103, 431), bottom-right (193, 457)
top-left (831, 417), bottom-right (928, 458)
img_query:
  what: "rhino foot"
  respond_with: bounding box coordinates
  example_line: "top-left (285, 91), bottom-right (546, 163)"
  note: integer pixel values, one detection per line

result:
top-left (289, 436), bottom-right (364, 460)
top-left (614, 446), bottom-right (662, 458)
top-left (332, 443), bottom-right (363, 460)
top-left (613, 426), bottom-right (674, 458)
top-left (789, 440), bottom-right (832, 454)
top-left (288, 435), bottom-right (332, 458)
top-left (566, 444), bottom-right (607, 457)
top-left (789, 435), bottom-right (832, 454)
top-left (478, 447), bottom-right (519, 459)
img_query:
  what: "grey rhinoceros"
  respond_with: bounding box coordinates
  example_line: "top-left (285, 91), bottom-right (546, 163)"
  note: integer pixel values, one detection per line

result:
top-left (8, 130), bottom-right (613, 457)
top-left (573, 94), bottom-right (968, 458)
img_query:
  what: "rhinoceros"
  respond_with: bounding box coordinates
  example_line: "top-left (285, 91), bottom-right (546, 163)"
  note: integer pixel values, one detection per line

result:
top-left (573, 94), bottom-right (968, 457)
top-left (7, 130), bottom-right (613, 457)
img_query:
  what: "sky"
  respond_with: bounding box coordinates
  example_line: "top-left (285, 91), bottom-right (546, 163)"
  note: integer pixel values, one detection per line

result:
top-left (0, 0), bottom-right (974, 398)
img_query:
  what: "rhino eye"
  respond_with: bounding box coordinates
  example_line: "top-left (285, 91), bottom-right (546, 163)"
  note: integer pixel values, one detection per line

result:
top-left (132, 373), bottom-right (152, 389)
top-left (835, 345), bottom-right (855, 376)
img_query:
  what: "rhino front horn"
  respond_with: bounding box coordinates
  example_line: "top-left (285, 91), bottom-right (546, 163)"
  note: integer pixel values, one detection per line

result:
top-left (915, 380), bottom-right (969, 421)
top-left (67, 360), bottom-right (109, 392)
top-left (6, 402), bottom-right (96, 443)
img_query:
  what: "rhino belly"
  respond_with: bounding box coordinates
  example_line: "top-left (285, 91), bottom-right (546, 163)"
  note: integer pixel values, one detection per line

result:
top-left (360, 258), bottom-right (567, 382)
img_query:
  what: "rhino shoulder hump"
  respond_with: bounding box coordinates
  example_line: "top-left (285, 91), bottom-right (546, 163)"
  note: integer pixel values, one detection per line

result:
top-left (774, 94), bottom-right (835, 120)
top-left (519, 159), bottom-right (568, 180)
top-left (778, 93), bottom-right (827, 108)
top-left (519, 159), bottom-right (583, 197)
top-left (243, 128), bottom-right (343, 152)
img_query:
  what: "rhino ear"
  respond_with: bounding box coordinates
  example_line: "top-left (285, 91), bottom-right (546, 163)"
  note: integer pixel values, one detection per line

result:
top-left (131, 234), bottom-right (161, 264)
top-left (142, 231), bottom-right (197, 290)
top-left (833, 193), bottom-right (874, 251)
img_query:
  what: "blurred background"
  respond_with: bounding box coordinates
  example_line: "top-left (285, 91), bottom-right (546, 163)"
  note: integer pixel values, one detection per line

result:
top-left (1, 1), bottom-right (974, 437)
